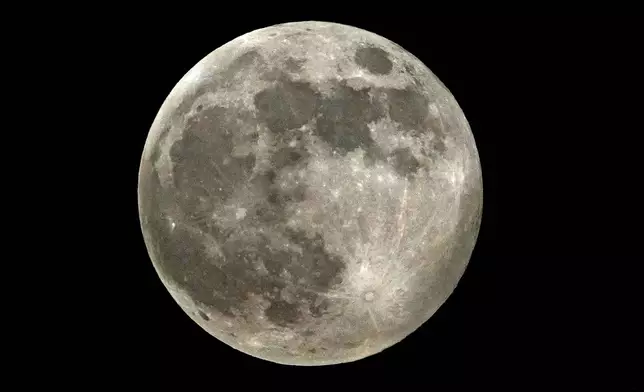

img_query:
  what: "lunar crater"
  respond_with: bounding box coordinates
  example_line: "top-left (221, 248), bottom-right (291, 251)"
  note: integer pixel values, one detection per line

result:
top-left (354, 45), bottom-right (393, 75)
top-left (139, 21), bottom-right (482, 366)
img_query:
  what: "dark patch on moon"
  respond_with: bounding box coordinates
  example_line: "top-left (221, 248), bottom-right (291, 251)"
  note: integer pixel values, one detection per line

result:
top-left (265, 300), bottom-right (301, 326)
top-left (254, 79), bottom-right (320, 133)
top-left (354, 46), bottom-right (393, 75)
top-left (385, 87), bottom-right (430, 131)
top-left (252, 203), bottom-right (284, 227)
top-left (271, 146), bottom-right (309, 171)
top-left (148, 85), bottom-right (213, 168)
top-left (390, 147), bottom-right (421, 177)
top-left (170, 106), bottom-right (256, 209)
top-left (304, 292), bottom-right (332, 318)
top-left (253, 168), bottom-right (277, 189)
top-left (144, 158), bottom-right (345, 324)
top-left (432, 135), bottom-right (447, 154)
top-left (267, 184), bottom-right (306, 208)
top-left (315, 82), bottom-right (385, 156)
top-left (285, 228), bottom-right (346, 290)
top-left (362, 144), bottom-right (387, 168)
top-left (149, 224), bottom-right (237, 317)
top-left (158, 232), bottom-right (290, 318)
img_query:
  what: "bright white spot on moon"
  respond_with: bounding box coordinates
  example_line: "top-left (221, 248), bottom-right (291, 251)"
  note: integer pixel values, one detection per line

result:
top-left (236, 208), bottom-right (247, 220)
top-left (429, 103), bottom-right (439, 117)
top-left (248, 336), bottom-right (262, 347)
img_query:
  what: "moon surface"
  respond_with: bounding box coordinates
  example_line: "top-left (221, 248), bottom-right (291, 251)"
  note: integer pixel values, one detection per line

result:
top-left (138, 21), bottom-right (483, 366)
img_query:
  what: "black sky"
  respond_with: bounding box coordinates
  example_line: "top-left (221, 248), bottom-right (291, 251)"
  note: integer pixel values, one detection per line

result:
top-left (62, 13), bottom-right (639, 389)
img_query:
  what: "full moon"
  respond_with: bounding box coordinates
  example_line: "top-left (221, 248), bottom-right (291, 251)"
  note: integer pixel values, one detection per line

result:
top-left (138, 21), bottom-right (483, 366)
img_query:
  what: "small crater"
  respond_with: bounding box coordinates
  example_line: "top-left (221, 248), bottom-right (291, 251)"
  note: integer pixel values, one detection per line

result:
top-left (308, 348), bottom-right (317, 353)
top-left (354, 46), bottom-right (393, 75)
top-left (344, 339), bottom-right (365, 349)
top-left (198, 310), bottom-right (210, 321)
top-left (195, 104), bottom-right (203, 112)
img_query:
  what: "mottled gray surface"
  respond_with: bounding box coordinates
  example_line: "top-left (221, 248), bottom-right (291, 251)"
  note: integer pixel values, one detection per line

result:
top-left (138, 21), bottom-right (483, 366)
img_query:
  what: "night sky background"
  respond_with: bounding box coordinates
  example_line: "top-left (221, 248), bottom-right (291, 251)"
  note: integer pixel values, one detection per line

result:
top-left (55, 12), bottom-right (638, 389)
